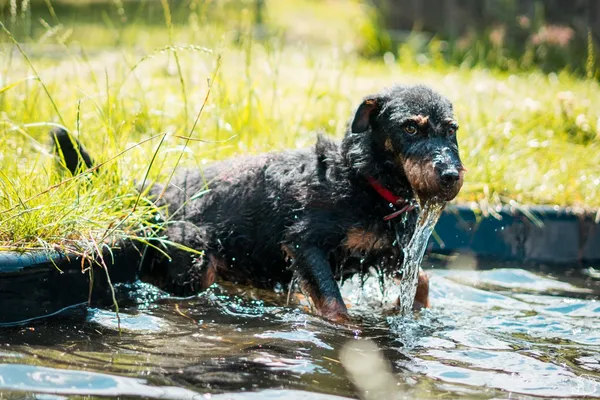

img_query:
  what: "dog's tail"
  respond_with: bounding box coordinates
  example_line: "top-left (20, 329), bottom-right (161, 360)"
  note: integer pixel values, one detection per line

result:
top-left (50, 128), bottom-right (94, 175)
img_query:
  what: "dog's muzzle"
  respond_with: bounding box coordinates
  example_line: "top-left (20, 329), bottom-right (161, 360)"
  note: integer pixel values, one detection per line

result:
top-left (403, 157), bottom-right (464, 203)
top-left (434, 162), bottom-right (464, 201)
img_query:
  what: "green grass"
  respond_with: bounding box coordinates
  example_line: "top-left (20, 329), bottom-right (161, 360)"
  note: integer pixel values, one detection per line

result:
top-left (0, 0), bottom-right (599, 253)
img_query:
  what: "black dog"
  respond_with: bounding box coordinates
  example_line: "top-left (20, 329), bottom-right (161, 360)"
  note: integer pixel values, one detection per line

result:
top-left (52, 84), bottom-right (464, 322)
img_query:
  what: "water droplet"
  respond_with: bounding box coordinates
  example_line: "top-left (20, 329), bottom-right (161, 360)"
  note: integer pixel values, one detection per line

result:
top-left (274, 282), bottom-right (283, 293)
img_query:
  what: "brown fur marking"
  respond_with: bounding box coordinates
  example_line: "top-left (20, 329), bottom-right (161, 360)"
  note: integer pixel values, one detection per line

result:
top-left (395, 270), bottom-right (430, 311)
top-left (413, 270), bottom-right (430, 310)
top-left (409, 114), bottom-right (430, 127)
top-left (400, 156), bottom-right (465, 202)
top-left (402, 157), bottom-right (440, 200)
top-left (384, 138), bottom-right (394, 151)
top-left (344, 227), bottom-right (387, 253)
top-left (201, 254), bottom-right (225, 289)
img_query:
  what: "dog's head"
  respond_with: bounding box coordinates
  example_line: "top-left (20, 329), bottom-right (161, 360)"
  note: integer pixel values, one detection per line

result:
top-left (350, 84), bottom-right (464, 202)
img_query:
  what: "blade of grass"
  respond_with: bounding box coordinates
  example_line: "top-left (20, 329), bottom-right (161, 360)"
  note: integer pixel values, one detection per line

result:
top-left (160, 0), bottom-right (189, 131)
top-left (0, 21), bottom-right (65, 126)
top-left (0, 76), bottom-right (38, 94)
top-left (157, 55), bottom-right (222, 201)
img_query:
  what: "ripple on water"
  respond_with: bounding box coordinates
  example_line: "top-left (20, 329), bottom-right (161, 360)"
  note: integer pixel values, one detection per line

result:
top-left (0, 268), bottom-right (598, 399)
top-left (0, 364), bottom-right (199, 399)
top-left (390, 271), bottom-right (600, 398)
top-left (255, 329), bottom-right (334, 350)
top-left (405, 358), bottom-right (600, 398)
top-left (210, 389), bottom-right (352, 399)
top-left (438, 268), bottom-right (592, 293)
top-left (429, 274), bottom-right (532, 311)
top-left (87, 309), bottom-right (167, 332)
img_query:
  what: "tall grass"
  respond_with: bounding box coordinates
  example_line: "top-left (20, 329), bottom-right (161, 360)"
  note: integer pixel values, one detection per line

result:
top-left (0, 0), bottom-right (599, 253)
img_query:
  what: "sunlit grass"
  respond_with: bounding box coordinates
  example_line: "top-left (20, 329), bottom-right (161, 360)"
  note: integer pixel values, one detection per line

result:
top-left (0, 0), bottom-right (599, 252)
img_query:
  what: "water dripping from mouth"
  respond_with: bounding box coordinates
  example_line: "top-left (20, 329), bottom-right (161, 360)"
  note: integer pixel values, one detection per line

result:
top-left (398, 199), bottom-right (445, 315)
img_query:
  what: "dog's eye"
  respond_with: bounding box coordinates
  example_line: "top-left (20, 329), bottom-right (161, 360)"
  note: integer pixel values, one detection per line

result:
top-left (448, 124), bottom-right (459, 136)
top-left (404, 124), bottom-right (417, 135)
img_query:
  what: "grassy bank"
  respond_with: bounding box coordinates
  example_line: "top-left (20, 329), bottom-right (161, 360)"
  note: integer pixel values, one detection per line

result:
top-left (0, 0), bottom-right (599, 252)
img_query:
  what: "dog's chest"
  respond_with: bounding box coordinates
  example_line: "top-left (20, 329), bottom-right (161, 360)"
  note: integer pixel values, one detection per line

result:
top-left (339, 215), bottom-right (416, 261)
top-left (343, 226), bottom-right (392, 253)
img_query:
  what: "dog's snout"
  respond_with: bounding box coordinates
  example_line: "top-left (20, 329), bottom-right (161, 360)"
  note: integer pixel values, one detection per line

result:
top-left (439, 168), bottom-right (460, 184)
top-left (434, 162), bottom-right (460, 185)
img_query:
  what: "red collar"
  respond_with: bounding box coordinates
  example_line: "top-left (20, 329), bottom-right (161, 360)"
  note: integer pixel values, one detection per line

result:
top-left (367, 176), bottom-right (404, 205)
top-left (367, 176), bottom-right (415, 221)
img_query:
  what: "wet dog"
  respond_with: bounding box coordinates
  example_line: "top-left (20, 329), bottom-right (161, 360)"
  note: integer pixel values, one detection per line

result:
top-left (52, 84), bottom-right (464, 322)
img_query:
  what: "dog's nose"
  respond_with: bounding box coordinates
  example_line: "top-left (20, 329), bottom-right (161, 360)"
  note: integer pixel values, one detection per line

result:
top-left (439, 168), bottom-right (460, 185)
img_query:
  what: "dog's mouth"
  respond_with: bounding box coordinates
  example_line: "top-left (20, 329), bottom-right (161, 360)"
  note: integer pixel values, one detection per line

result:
top-left (402, 158), bottom-right (465, 203)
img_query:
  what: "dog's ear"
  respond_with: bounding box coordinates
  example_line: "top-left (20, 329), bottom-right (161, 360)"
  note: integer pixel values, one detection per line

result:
top-left (351, 96), bottom-right (381, 133)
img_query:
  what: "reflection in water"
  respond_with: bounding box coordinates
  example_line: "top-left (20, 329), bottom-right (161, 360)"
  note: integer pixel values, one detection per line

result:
top-left (0, 267), bottom-right (599, 399)
top-left (0, 364), bottom-right (199, 399)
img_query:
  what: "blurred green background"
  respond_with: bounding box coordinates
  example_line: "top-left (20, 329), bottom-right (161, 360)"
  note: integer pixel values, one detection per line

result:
top-left (2, 0), bottom-right (599, 78)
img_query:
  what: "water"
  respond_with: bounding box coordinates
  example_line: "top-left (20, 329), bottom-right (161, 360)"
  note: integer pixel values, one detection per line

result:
top-left (398, 200), bottom-right (445, 315)
top-left (0, 265), bottom-right (599, 399)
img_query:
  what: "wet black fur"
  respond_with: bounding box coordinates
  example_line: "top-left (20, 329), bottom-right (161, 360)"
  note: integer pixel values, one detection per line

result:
top-left (51, 84), bottom-right (463, 319)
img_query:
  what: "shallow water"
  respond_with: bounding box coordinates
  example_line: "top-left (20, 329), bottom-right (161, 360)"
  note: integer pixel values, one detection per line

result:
top-left (1, 264), bottom-right (599, 399)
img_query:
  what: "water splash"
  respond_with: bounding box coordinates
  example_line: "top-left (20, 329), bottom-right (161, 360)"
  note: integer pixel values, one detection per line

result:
top-left (398, 200), bottom-right (445, 315)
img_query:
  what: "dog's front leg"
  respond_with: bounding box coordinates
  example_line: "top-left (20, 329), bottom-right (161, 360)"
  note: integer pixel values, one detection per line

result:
top-left (291, 246), bottom-right (349, 323)
top-left (413, 270), bottom-right (430, 310)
